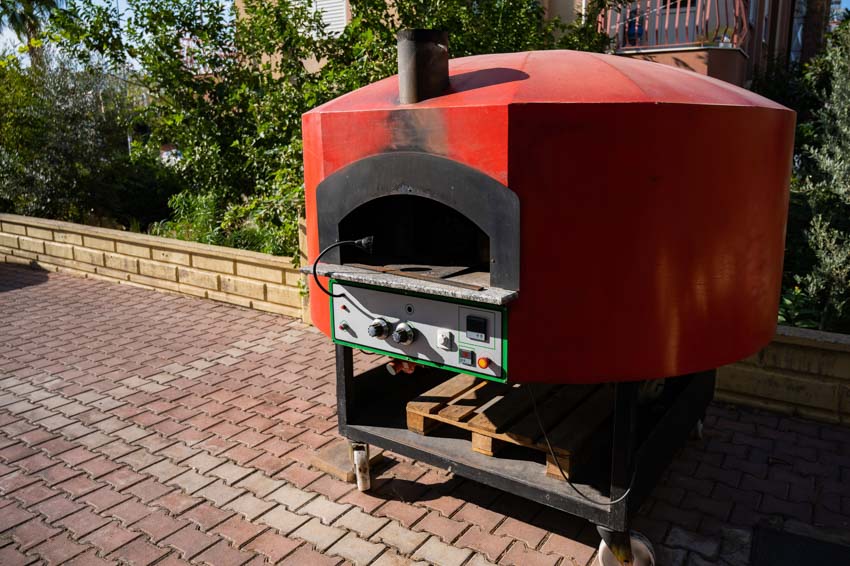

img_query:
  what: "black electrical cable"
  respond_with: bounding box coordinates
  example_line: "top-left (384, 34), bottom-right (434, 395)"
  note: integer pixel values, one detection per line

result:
top-left (526, 386), bottom-right (635, 506)
top-left (312, 237), bottom-right (374, 298)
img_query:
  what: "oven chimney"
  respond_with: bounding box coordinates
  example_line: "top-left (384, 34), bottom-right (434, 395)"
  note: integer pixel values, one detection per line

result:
top-left (397, 29), bottom-right (449, 104)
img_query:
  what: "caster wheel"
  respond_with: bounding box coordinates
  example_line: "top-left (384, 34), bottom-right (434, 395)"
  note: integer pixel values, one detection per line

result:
top-left (597, 531), bottom-right (656, 566)
top-left (690, 418), bottom-right (704, 441)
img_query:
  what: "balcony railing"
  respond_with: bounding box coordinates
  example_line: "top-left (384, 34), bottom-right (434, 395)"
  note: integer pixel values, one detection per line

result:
top-left (600, 0), bottom-right (750, 52)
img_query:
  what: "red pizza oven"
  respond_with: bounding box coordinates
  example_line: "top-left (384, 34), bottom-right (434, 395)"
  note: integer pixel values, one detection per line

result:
top-left (302, 30), bottom-right (795, 384)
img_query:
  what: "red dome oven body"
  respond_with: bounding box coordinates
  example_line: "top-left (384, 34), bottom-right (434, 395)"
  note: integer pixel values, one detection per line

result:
top-left (302, 50), bottom-right (795, 384)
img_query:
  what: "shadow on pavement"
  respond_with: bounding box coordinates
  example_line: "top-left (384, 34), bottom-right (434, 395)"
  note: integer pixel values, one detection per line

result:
top-left (370, 455), bottom-right (601, 546)
top-left (0, 261), bottom-right (51, 293)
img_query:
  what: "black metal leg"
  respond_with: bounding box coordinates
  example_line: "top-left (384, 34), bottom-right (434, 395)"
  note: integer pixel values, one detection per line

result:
top-left (608, 381), bottom-right (639, 531)
top-left (336, 344), bottom-right (353, 433)
top-left (593, 381), bottom-right (640, 565)
top-left (598, 526), bottom-right (634, 564)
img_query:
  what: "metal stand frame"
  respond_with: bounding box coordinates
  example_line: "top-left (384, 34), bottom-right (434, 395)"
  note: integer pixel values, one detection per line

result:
top-left (335, 345), bottom-right (714, 554)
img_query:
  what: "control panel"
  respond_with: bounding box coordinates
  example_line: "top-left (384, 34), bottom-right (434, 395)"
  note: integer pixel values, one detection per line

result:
top-left (330, 281), bottom-right (506, 381)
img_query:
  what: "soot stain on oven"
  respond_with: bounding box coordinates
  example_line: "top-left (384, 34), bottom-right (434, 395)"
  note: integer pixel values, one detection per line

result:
top-left (339, 111), bottom-right (492, 289)
top-left (385, 109), bottom-right (448, 155)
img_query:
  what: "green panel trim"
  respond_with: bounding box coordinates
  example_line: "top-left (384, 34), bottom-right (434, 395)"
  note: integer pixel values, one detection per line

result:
top-left (333, 338), bottom-right (508, 383)
top-left (502, 305), bottom-right (509, 377)
top-left (329, 279), bottom-right (509, 383)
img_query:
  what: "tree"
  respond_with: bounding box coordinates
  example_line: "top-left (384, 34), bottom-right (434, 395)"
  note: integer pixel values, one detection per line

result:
top-left (796, 19), bottom-right (850, 330)
top-left (52, 0), bottom-right (613, 258)
top-left (740, 15), bottom-right (850, 333)
top-left (316, 0), bottom-right (613, 103)
top-left (0, 48), bottom-right (180, 228)
top-left (0, 0), bottom-right (61, 65)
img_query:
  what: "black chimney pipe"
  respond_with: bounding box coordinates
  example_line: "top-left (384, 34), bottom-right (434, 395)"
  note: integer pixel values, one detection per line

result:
top-left (397, 29), bottom-right (449, 104)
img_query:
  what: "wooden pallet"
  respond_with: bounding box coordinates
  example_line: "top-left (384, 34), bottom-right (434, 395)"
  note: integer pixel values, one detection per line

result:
top-left (406, 375), bottom-right (613, 480)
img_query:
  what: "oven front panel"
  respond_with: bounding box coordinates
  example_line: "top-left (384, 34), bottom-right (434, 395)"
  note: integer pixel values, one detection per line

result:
top-left (330, 281), bottom-right (507, 382)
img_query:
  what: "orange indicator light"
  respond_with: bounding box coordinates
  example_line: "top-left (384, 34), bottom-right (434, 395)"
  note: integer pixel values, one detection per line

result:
top-left (477, 357), bottom-right (490, 369)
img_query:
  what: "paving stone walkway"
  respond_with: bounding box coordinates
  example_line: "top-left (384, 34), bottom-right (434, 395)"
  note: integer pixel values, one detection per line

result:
top-left (0, 263), bottom-right (848, 566)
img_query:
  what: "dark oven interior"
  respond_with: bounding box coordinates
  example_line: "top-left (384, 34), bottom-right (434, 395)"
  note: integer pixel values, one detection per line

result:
top-left (338, 195), bottom-right (491, 287)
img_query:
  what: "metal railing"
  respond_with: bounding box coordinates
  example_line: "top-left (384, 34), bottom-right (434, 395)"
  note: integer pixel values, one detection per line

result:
top-left (600, 0), bottom-right (750, 52)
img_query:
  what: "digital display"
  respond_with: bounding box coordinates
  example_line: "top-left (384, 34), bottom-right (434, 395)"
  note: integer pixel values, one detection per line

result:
top-left (459, 349), bottom-right (475, 366)
top-left (466, 316), bottom-right (488, 342)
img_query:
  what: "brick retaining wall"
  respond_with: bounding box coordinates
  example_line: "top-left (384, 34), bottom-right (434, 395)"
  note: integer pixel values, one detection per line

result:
top-left (717, 326), bottom-right (850, 424)
top-left (2, 214), bottom-right (848, 425)
top-left (0, 213), bottom-right (306, 320)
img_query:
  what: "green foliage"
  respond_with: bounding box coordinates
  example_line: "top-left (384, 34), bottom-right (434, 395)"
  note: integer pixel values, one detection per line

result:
top-left (793, 19), bottom-right (850, 332)
top-left (318, 0), bottom-right (613, 100)
top-left (777, 284), bottom-right (821, 328)
top-left (0, 0), bottom-right (57, 39)
top-left (53, 0), bottom-right (612, 259)
top-left (0, 0), bottom-right (61, 65)
top-left (0, 50), bottom-right (180, 228)
top-left (756, 19), bottom-right (850, 333)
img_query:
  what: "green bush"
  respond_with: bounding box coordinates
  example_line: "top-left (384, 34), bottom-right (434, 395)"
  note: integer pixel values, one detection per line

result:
top-left (792, 20), bottom-right (850, 332)
top-left (0, 49), bottom-right (180, 229)
top-left (760, 18), bottom-right (850, 333)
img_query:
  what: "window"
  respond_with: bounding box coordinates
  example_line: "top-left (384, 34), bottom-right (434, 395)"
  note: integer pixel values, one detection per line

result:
top-left (314, 0), bottom-right (347, 36)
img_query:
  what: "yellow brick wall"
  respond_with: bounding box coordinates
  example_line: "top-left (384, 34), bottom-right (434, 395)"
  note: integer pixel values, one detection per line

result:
top-left (717, 326), bottom-right (850, 425)
top-left (5, 216), bottom-right (847, 423)
top-left (0, 214), bottom-right (307, 321)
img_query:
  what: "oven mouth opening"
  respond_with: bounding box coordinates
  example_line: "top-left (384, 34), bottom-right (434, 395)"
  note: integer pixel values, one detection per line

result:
top-left (338, 194), bottom-right (490, 288)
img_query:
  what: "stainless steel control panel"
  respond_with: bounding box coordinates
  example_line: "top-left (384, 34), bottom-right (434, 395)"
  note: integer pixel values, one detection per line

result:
top-left (330, 282), bottom-right (506, 381)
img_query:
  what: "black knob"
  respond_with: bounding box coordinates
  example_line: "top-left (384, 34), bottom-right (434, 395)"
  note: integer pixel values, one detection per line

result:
top-left (392, 322), bottom-right (415, 345)
top-left (367, 319), bottom-right (389, 339)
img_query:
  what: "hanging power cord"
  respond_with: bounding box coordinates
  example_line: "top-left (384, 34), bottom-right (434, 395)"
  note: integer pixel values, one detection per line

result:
top-left (312, 236), bottom-right (374, 298)
top-left (527, 386), bottom-right (635, 506)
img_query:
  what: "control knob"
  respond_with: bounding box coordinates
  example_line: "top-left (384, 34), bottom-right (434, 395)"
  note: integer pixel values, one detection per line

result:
top-left (392, 322), bottom-right (416, 345)
top-left (367, 318), bottom-right (390, 339)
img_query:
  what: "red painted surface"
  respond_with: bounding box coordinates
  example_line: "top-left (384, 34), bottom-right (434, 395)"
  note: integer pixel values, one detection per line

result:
top-left (302, 50), bottom-right (796, 384)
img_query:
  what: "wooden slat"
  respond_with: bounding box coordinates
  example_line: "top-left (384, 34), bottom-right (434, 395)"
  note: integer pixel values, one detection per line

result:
top-left (406, 374), bottom-right (480, 416)
top-left (437, 381), bottom-right (511, 422)
top-left (545, 453), bottom-right (573, 480)
top-left (471, 432), bottom-right (499, 456)
top-left (501, 385), bottom-right (596, 447)
top-left (407, 380), bottom-right (613, 476)
top-left (406, 412), bottom-right (432, 435)
top-left (539, 386), bottom-right (614, 456)
top-left (466, 383), bottom-right (557, 434)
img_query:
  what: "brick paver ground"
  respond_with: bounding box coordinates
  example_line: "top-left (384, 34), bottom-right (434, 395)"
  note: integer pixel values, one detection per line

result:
top-left (1, 262), bottom-right (848, 565)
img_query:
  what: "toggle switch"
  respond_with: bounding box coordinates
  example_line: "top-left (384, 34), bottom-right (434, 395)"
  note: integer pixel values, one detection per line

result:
top-left (437, 330), bottom-right (453, 351)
